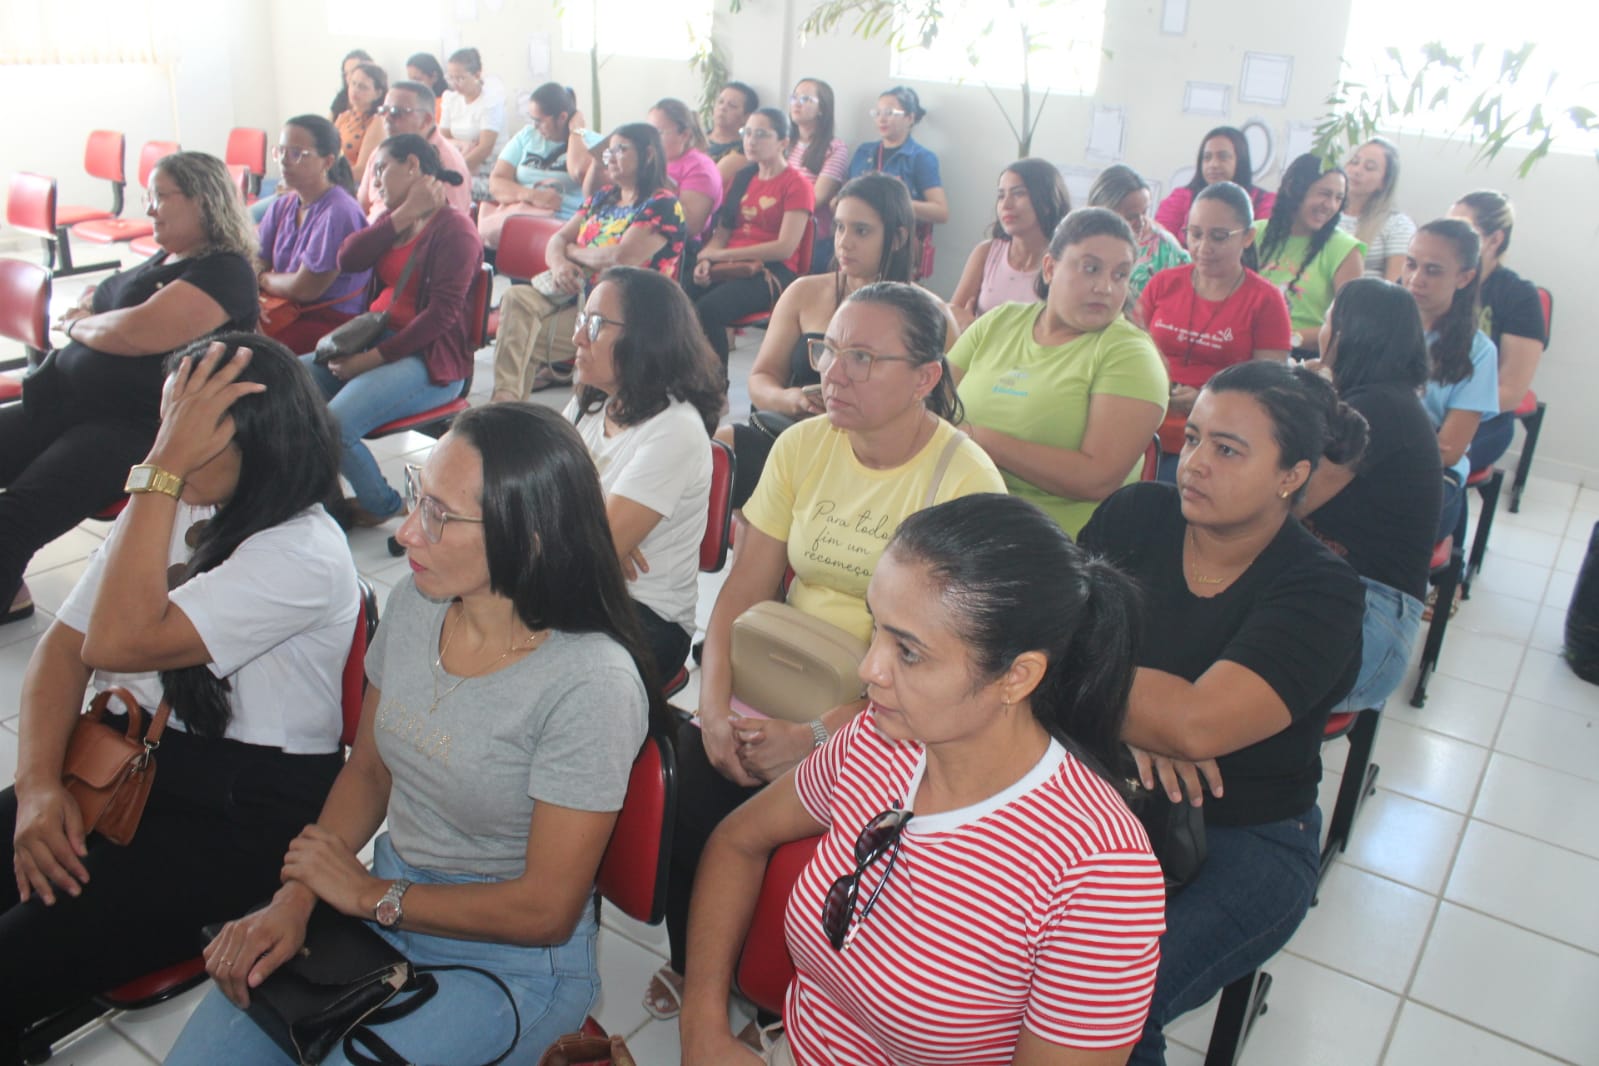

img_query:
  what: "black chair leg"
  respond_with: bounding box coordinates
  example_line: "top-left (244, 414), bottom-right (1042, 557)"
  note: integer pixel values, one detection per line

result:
top-left (1205, 969), bottom-right (1271, 1066)
top-left (1463, 470), bottom-right (1503, 598)
top-left (1411, 544), bottom-right (1462, 708)
top-left (1319, 710), bottom-right (1382, 886)
top-left (1509, 402), bottom-right (1546, 513)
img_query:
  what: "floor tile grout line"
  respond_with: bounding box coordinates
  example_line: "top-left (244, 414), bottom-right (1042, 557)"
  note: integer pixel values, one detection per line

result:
top-left (1399, 993), bottom-right (1584, 1065)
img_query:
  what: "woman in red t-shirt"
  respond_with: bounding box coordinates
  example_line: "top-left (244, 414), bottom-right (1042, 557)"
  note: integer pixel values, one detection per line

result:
top-left (1138, 181), bottom-right (1291, 479)
top-left (690, 107), bottom-right (815, 369)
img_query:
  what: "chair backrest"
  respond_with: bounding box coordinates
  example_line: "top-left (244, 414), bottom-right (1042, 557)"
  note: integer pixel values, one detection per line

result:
top-left (1141, 434), bottom-right (1159, 481)
top-left (701, 439), bottom-right (735, 572)
top-left (341, 578), bottom-right (380, 747)
top-left (5, 173), bottom-right (58, 236)
top-left (594, 731), bottom-right (677, 924)
top-left (84, 130), bottom-right (126, 185)
top-left (0, 259), bottom-right (53, 355)
top-left (735, 835), bottom-right (822, 1016)
top-left (225, 128), bottom-right (268, 177)
top-left (496, 214), bottom-right (566, 281)
top-left (138, 141), bottom-right (182, 189)
top-left (226, 164), bottom-right (251, 202)
top-left (794, 215), bottom-right (816, 277)
top-left (467, 262), bottom-right (493, 350)
top-left (1537, 286), bottom-right (1552, 345)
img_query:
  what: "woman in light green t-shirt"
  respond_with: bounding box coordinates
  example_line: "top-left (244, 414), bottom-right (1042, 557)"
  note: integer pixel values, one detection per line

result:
top-left (948, 207), bottom-right (1169, 536)
top-left (1253, 153), bottom-right (1365, 354)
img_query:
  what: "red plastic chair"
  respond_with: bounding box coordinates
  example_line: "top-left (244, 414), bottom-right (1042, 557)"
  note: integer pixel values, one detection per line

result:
top-left (55, 131), bottom-right (127, 227)
top-left (1140, 435), bottom-right (1159, 481)
top-left (734, 836), bottom-right (822, 1016)
top-left (224, 127), bottom-right (268, 199)
top-left (365, 263), bottom-right (492, 441)
top-left (0, 258), bottom-right (52, 390)
top-left (5, 172), bottom-right (121, 277)
top-left (661, 439), bottom-right (737, 698)
top-left (486, 214), bottom-right (566, 339)
top-left (594, 730), bottom-right (679, 925)
top-left (72, 140), bottom-right (181, 245)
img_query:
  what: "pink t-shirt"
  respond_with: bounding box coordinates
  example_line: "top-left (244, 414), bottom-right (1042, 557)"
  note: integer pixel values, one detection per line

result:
top-left (788, 137), bottom-right (848, 234)
top-left (785, 710), bottom-right (1165, 1065)
top-left (667, 148), bottom-right (724, 240)
top-left (978, 238), bottom-right (1041, 312)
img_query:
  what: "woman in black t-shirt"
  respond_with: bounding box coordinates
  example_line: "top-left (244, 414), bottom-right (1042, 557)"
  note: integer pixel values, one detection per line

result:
top-left (0, 151), bottom-right (259, 627)
top-left (1300, 278), bottom-right (1440, 710)
top-left (1078, 360), bottom-right (1366, 1066)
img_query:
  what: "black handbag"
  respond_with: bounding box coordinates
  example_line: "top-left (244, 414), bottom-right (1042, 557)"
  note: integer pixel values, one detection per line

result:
top-left (1128, 780), bottom-right (1208, 894)
top-left (314, 249), bottom-right (423, 365)
top-left (205, 904), bottom-right (521, 1066)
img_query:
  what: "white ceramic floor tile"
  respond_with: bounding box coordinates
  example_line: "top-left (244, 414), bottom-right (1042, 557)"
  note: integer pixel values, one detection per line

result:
top-left (1235, 954), bottom-right (1396, 1066)
top-left (1451, 588), bottom-right (1542, 647)
top-left (106, 982), bottom-right (208, 1061)
top-left (1287, 864), bottom-right (1435, 993)
top-left (1554, 534), bottom-right (1588, 574)
top-left (1474, 752), bottom-right (1599, 860)
top-left (1529, 603), bottom-right (1568, 655)
top-left (1467, 555), bottom-right (1550, 604)
top-left (1446, 819), bottom-right (1599, 955)
top-left (1338, 787), bottom-right (1466, 896)
top-left (1411, 903), bottom-right (1599, 1065)
top-left (23, 559), bottom-right (90, 616)
top-left (1513, 648), bottom-right (1599, 718)
top-left (1495, 696), bottom-right (1599, 782)
top-left (1496, 496), bottom-right (1577, 538)
top-left (592, 924), bottom-right (670, 1042)
top-left (618, 1017), bottom-right (684, 1064)
top-left (1566, 509), bottom-right (1599, 543)
top-left (1479, 524), bottom-right (1566, 569)
top-left (1380, 674), bottom-right (1507, 748)
top-left (36, 1021), bottom-right (158, 1065)
top-left (1384, 1002), bottom-right (1568, 1066)
top-left (0, 605), bottom-right (53, 650)
top-left (1433, 627), bottom-right (1526, 693)
top-left (1543, 569), bottom-right (1577, 611)
top-left (23, 527), bottom-right (104, 578)
top-left (1368, 720), bottom-right (1489, 813)
top-left (600, 904), bottom-right (671, 958)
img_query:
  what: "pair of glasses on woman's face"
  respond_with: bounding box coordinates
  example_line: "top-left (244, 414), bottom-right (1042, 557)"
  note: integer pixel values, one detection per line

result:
top-left (403, 464), bottom-right (483, 543)
top-left (738, 126), bottom-right (777, 141)
top-left (822, 807), bottom-right (913, 951)
top-left (1185, 226), bottom-right (1248, 246)
top-left (790, 93), bottom-right (819, 106)
top-left (600, 146), bottom-right (632, 166)
top-left (575, 310), bottom-right (625, 343)
top-left (272, 146), bottom-right (320, 164)
top-left (807, 339), bottom-right (917, 383)
top-left (869, 107), bottom-right (909, 120)
top-left (376, 105), bottom-right (422, 119)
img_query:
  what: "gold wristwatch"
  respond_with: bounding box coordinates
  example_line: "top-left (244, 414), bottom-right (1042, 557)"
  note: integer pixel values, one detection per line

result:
top-left (124, 464), bottom-right (184, 499)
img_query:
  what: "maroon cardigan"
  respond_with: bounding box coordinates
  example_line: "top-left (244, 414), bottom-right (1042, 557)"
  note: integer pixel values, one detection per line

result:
top-left (337, 207), bottom-right (484, 384)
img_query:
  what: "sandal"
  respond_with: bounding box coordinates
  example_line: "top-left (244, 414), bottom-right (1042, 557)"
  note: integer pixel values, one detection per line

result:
top-left (1421, 587), bottom-right (1460, 623)
top-left (529, 360), bottom-right (575, 393)
top-left (3, 582), bottom-right (33, 626)
top-left (641, 965), bottom-right (685, 1021)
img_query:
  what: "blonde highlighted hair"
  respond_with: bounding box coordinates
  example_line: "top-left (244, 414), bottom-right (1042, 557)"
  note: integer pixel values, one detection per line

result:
top-left (153, 151), bottom-right (257, 261)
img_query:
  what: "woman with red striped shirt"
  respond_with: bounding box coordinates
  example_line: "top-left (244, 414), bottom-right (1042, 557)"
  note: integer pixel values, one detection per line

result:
top-left (681, 494), bottom-right (1166, 1066)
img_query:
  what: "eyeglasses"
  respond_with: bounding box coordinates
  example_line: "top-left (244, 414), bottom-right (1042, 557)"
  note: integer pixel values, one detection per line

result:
top-left (869, 107), bottom-right (909, 119)
top-left (1185, 226), bottom-right (1248, 245)
top-left (808, 339), bottom-right (918, 382)
top-left (821, 807), bottom-right (913, 951)
top-left (737, 126), bottom-right (777, 141)
top-left (376, 105), bottom-right (422, 118)
top-left (600, 146), bottom-right (632, 165)
top-left (790, 93), bottom-right (819, 106)
top-left (575, 309), bottom-right (625, 343)
top-left (272, 146), bottom-right (320, 164)
top-left (403, 464), bottom-right (484, 543)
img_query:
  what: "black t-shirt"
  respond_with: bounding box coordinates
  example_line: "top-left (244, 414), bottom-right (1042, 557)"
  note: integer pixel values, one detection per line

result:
top-left (1079, 482), bottom-right (1364, 826)
top-left (55, 250), bottom-right (260, 421)
top-left (1302, 384), bottom-right (1441, 601)
top-left (1480, 266), bottom-right (1547, 350)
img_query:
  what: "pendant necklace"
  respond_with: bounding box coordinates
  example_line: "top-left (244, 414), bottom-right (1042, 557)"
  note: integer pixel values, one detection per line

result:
top-left (1187, 527), bottom-right (1231, 587)
top-left (429, 606), bottom-right (548, 713)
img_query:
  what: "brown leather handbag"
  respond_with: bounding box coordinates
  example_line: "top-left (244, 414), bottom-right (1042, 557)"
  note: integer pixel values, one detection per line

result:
top-left (61, 686), bottom-right (171, 846)
top-left (537, 1033), bottom-right (635, 1066)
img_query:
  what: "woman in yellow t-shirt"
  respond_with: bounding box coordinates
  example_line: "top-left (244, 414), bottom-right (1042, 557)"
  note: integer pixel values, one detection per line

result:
top-left (949, 207), bottom-right (1169, 537)
top-left (643, 281), bottom-right (1004, 1023)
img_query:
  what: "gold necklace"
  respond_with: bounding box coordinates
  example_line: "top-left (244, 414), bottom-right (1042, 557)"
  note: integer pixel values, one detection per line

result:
top-left (428, 606), bottom-right (548, 714)
top-left (1187, 527), bottom-right (1231, 586)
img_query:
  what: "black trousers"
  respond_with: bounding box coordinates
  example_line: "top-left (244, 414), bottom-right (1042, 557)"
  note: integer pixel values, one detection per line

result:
top-left (0, 723), bottom-right (342, 1059)
top-left (689, 264), bottom-right (797, 368)
top-left (0, 397), bottom-right (155, 605)
top-left (634, 598), bottom-right (692, 686)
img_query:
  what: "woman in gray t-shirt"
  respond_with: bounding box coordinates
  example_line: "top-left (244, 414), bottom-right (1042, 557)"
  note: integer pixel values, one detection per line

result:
top-left (169, 404), bottom-right (663, 1066)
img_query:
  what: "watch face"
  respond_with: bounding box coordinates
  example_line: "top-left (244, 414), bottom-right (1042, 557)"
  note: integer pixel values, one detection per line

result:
top-left (127, 467), bottom-right (153, 490)
top-left (376, 898), bottom-right (400, 926)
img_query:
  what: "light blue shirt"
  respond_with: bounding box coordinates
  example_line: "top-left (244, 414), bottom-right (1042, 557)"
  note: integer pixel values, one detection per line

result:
top-left (1422, 328), bottom-right (1498, 483)
top-left (497, 125), bottom-right (604, 219)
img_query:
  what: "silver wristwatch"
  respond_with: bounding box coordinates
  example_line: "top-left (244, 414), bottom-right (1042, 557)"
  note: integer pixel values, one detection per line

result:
top-left (374, 878), bottom-right (413, 927)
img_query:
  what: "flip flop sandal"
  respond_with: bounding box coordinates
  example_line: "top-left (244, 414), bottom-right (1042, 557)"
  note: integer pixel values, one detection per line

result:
top-left (641, 965), bottom-right (685, 1021)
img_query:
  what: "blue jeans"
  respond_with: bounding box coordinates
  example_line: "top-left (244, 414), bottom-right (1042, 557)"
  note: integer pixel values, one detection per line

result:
top-left (1333, 576), bottom-right (1424, 711)
top-left (166, 834), bottom-right (600, 1066)
top-left (302, 351), bottom-right (462, 516)
top-left (1128, 807), bottom-right (1322, 1066)
top-left (1468, 410), bottom-right (1514, 474)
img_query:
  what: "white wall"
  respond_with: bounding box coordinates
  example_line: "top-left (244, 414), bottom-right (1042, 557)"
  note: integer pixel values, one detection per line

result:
top-left (4, 0), bottom-right (1594, 486)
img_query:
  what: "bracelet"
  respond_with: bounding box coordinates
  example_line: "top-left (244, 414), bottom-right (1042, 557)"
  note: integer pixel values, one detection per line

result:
top-left (64, 316), bottom-right (78, 341)
top-left (809, 719), bottom-right (829, 749)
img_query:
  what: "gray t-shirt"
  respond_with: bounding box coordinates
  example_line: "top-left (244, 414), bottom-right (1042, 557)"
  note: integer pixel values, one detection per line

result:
top-left (367, 577), bottom-right (648, 879)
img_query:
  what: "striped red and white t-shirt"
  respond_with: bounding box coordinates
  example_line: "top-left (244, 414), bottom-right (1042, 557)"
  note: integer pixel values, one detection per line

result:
top-left (785, 709), bottom-right (1165, 1065)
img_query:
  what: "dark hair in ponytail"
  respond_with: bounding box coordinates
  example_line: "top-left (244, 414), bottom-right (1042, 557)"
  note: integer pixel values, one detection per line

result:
top-left (844, 281), bottom-right (963, 424)
top-left (886, 494), bottom-right (1142, 776)
top-left (160, 333), bottom-right (341, 737)
top-left (285, 114), bottom-right (357, 196)
top-left (379, 133), bottom-right (465, 186)
top-left (1205, 360), bottom-right (1368, 500)
top-left (1416, 217), bottom-right (1482, 386)
top-left (1194, 180), bottom-right (1259, 271)
top-left (530, 81), bottom-right (577, 124)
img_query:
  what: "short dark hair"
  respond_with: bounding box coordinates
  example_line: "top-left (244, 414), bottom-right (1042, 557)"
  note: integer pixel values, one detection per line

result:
top-left (576, 266), bottom-right (725, 433)
top-left (1204, 361), bottom-right (1369, 499)
top-left (844, 281), bottom-right (963, 424)
top-left (886, 493), bottom-right (1142, 777)
top-left (391, 80), bottom-right (438, 117)
top-left (722, 81), bottom-right (759, 116)
top-left (1185, 126), bottom-right (1255, 193)
top-left (160, 333), bottom-right (341, 738)
top-left (449, 404), bottom-right (671, 735)
top-left (1325, 278), bottom-right (1429, 393)
top-left (1036, 207), bottom-right (1136, 301)
top-left (833, 173), bottom-right (916, 281)
top-left (991, 158), bottom-right (1071, 243)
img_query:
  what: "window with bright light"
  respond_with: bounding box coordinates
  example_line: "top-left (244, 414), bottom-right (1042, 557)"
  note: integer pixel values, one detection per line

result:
top-left (562, 0), bottom-right (714, 61)
top-left (1339, 0), bottom-right (1595, 158)
top-left (889, 0), bottom-right (1106, 96)
top-left (0, 0), bottom-right (160, 65)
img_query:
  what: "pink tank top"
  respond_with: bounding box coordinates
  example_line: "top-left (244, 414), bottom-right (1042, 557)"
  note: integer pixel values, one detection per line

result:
top-left (979, 238), bottom-right (1041, 312)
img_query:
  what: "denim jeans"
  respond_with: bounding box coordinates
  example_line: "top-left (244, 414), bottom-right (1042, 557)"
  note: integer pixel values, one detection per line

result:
top-left (1333, 576), bottom-right (1423, 711)
top-left (1128, 806), bottom-right (1322, 1066)
top-left (302, 351), bottom-right (462, 517)
top-left (166, 834), bottom-right (600, 1066)
top-left (1468, 410), bottom-right (1515, 474)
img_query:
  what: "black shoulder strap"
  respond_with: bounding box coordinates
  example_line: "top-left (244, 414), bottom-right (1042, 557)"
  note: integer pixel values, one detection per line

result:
top-left (342, 964), bottom-right (522, 1066)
